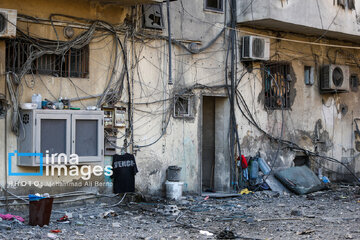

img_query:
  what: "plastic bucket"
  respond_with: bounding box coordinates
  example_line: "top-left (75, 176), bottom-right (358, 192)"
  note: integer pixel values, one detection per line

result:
top-left (167, 166), bottom-right (182, 182)
top-left (165, 181), bottom-right (183, 200)
top-left (29, 198), bottom-right (54, 227)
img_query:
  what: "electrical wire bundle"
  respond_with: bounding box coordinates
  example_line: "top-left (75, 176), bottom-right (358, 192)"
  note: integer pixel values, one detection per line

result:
top-left (235, 71), bottom-right (360, 184)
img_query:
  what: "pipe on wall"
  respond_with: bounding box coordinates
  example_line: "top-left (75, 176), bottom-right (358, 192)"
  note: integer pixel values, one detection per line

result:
top-left (166, 0), bottom-right (173, 85)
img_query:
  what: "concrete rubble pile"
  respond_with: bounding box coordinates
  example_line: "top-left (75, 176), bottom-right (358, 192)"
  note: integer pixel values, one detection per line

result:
top-left (0, 184), bottom-right (359, 239)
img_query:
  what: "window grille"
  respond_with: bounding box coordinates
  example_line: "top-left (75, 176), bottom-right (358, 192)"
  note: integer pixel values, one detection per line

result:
top-left (174, 95), bottom-right (193, 118)
top-left (263, 62), bottom-right (291, 110)
top-left (6, 39), bottom-right (89, 78)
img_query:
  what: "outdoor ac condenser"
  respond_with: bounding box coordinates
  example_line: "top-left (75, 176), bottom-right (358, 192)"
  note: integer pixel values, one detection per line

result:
top-left (320, 64), bottom-right (350, 93)
top-left (0, 8), bottom-right (17, 38)
top-left (241, 35), bottom-right (270, 61)
top-left (18, 109), bottom-right (104, 166)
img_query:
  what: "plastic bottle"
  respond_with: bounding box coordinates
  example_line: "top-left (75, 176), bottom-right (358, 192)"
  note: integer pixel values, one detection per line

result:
top-left (249, 159), bottom-right (259, 180)
top-left (32, 94), bottom-right (42, 109)
top-left (258, 157), bottom-right (271, 175)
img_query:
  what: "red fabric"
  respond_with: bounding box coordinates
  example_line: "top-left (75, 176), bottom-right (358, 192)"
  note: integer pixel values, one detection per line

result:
top-left (241, 155), bottom-right (248, 169)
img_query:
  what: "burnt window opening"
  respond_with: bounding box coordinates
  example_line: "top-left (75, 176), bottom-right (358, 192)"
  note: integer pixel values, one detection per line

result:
top-left (205, 0), bottom-right (223, 12)
top-left (0, 13), bottom-right (6, 33)
top-left (263, 62), bottom-right (292, 110)
top-left (143, 4), bottom-right (164, 30)
top-left (348, 0), bottom-right (356, 10)
top-left (337, 0), bottom-right (356, 10)
top-left (293, 155), bottom-right (310, 167)
top-left (6, 39), bottom-right (89, 78)
top-left (350, 74), bottom-right (359, 92)
top-left (174, 95), bottom-right (193, 118)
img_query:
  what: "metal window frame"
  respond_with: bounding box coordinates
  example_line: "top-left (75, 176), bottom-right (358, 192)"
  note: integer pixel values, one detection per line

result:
top-left (5, 39), bottom-right (89, 78)
top-left (71, 114), bottom-right (104, 163)
top-left (173, 94), bottom-right (194, 118)
top-left (35, 113), bottom-right (71, 164)
top-left (142, 4), bottom-right (165, 30)
top-left (263, 62), bottom-right (291, 110)
top-left (204, 0), bottom-right (224, 12)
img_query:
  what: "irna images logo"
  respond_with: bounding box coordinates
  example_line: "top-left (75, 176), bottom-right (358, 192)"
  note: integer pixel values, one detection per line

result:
top-left (8, 150), bottom-right (112, 180)
top-left (8, 151), bottom-right (43, 176)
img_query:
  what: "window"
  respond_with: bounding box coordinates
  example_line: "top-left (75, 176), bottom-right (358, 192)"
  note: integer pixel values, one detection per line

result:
top-left (337, 0), bottom-right (355, 10)
top-left (143, 4), bottom-right (164, 30)
top-left (350, 74), bottom-right (359, 92)
top-left (174, 95), bottom-right (193, 118)
top-left (205, 0), bottom-right (223, 12)
top-left (304, 66), bottom-right (314, 85)
top-left (6, 39), bottom-right (89, 78)
top-left (263, 62), bottom-right (292, 110)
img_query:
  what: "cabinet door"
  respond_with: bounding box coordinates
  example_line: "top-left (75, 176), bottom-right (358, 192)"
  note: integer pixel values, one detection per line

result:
top-left (72, 114), bottom-right (104, 163)
top-left (35, 114), bottom-right (71, 164)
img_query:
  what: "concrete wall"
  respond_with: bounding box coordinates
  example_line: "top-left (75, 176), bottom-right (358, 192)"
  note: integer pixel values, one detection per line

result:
top-left (1, 0), bottom-right (359, 201)
top-left (0, 0), bottom-right (130, 197)
top-left (236, 27), bottom-right (360, 181)
top-left (0, 0), bottom-right (231, 197)
top-left (237, 0), bottom-right (360, 41)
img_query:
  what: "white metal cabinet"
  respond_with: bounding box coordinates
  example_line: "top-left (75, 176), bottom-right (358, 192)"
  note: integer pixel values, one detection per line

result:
top-left (71, 114), bottom-right (104, 163)
top-left (18, 109), bottom-right (104, 166)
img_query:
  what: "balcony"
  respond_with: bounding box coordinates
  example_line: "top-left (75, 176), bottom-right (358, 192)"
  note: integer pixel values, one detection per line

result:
top-left (90, 0), bottom-right (169, 5)
top-left (237, 0), bottom-right (360, 41)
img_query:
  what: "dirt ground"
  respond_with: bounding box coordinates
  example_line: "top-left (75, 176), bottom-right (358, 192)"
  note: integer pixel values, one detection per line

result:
top-left (1, 184), bottom-right (360, 240)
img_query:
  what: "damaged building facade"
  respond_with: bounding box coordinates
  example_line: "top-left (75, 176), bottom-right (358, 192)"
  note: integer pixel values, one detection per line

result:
top-left (0, 0), bottom-right (359, 201)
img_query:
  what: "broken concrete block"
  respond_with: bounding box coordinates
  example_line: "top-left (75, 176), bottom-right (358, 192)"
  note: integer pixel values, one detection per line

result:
top-left (275, 166), bottom-right (325, 195)
top-left (265, 174), bottom-right (292, 194)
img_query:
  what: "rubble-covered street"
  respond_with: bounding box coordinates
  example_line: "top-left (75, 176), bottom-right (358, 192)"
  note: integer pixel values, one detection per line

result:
top-left (1, 185), bottom-right (359, 240)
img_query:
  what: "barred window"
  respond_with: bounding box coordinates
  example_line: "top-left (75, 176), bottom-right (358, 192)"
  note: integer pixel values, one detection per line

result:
top-left (6, 39), bottom-right (89, 78)
top-left (174, 94), bottom-right (194, 118)
top-left (263, 62), bottom-right (291, 110)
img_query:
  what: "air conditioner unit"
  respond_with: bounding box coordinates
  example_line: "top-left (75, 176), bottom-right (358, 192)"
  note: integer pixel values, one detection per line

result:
top-left (0, 8), bottom-right (17, 38)
top-left (241, 35), bottom-right (270, 61)
top-left (320, 65), bottom-right (349, 93)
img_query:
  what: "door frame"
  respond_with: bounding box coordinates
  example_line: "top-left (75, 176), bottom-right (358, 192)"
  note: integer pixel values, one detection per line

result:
top-left (199, 93), bottom-right (229, 194)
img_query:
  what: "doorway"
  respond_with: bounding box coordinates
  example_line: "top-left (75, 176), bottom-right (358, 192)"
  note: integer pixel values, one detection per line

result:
top-left (201, 96), bottom-right (230, 193)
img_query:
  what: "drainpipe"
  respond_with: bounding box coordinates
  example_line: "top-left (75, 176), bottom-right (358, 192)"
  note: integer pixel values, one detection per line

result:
top-left (166, 0), bottom-right (173, 85)
top-left (229, 0), bottom-right (242, 189)
top-left (4, 73), bottom-right (9, 211)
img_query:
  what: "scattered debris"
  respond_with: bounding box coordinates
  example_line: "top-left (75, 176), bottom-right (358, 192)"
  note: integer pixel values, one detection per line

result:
top-left (157, 205), bottom-right (180, 216)
top-left (75, 221), bottom-right (84, 226)
top-left (296, 229), bottom-right (315, 235)
top-left (112, 222), bottom-right (121, 228)
top-left (47, 233), bottom-right (58, 239)
top-left (256, 217), bottom-right (304, 222)
top-left (65, 212), bottom-right (73, 219)
top-left (100, 210), bottom-right (118, 218)
top-left (217, 230), bottom-right (236, 239)
top-left (56, 215), bottom-right (70, 223)
top-left (1, 185), bottom-right (360, 239)
top-left (199, 230), bottom-right (214, 236)
top-left (290, 209), bottom-right (302, 216)
top-left (345, 233), bottom-right (354, 239)
top-left (265, 174), bottom-right (292, 194)
top-left (0, 224), bottom-right (11, 230)
top-left (322, 176), bottom-right (330, 183)
top-left (240, 188), bottom-right (252, 195)
top-left (0, 214), bottom-right (25, 222)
